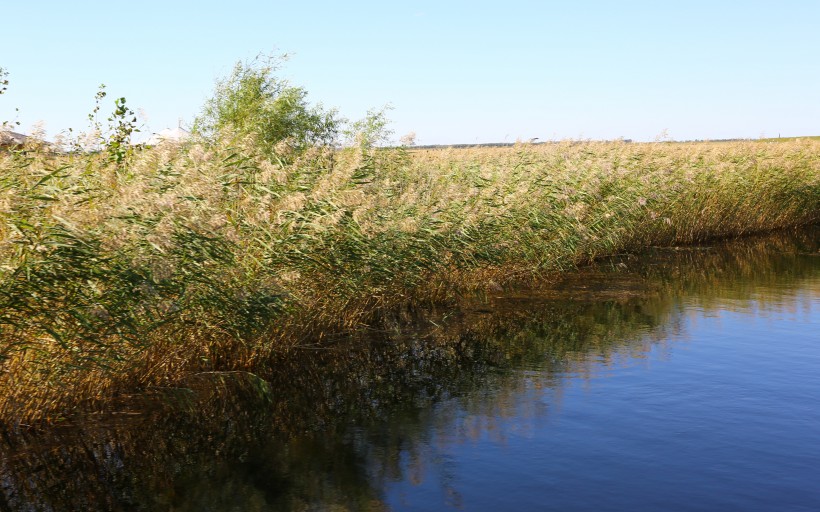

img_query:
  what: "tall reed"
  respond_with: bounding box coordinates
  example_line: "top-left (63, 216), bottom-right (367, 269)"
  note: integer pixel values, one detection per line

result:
top-left (0, 136), bottom-right (818, 423)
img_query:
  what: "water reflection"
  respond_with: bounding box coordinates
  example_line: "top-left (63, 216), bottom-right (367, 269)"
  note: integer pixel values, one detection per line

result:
top-left (1, 226), bottom-right (818, 511)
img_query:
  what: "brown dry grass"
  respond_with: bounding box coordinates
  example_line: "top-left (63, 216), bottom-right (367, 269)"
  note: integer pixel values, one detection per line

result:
top-left (0, 137), bottom-right (818, 424)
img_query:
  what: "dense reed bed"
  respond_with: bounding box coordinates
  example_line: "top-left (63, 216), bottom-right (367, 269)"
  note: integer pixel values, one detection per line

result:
top-left (2, 226), bottom-right (818, 510)
top-left (1, 136), bottom-right (818, 423)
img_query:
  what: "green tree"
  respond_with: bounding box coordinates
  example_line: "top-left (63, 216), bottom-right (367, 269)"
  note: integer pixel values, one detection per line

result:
top-left (193, 55), bottom-right (339, 157)
top-left (345, 106), bottom-right (394, 149)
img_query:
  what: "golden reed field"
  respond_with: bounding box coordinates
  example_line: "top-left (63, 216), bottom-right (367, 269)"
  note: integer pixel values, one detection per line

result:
top-left (1, 136), bottom-right (818, 424)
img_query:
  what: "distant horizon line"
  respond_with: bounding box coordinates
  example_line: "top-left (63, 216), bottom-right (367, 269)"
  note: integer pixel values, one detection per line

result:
top-left (3, 127), bottom-right (818, 149)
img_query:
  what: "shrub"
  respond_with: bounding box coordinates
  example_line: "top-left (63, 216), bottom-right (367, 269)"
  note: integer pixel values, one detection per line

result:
top-left (192, 55), bottom-right (339, 158)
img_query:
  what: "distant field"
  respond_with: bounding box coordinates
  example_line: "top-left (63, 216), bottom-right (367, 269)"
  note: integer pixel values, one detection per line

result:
top-left (405, 136), bottom-right (820, 150)
top-left (757, 135), bottom-right (820, 142)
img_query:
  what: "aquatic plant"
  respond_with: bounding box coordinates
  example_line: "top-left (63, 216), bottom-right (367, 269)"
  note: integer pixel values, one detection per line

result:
top-left (2, 227), bottom-right (817, 510)
top-left (0, 82), bottom-right (818, 423)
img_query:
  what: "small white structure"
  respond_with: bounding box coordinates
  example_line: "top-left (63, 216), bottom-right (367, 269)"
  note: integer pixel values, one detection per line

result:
top-left (146, 121), bottom-right (191, 145)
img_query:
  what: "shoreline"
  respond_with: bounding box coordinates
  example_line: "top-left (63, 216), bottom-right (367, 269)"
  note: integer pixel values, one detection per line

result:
top-left (1, 139), bottom-right (818, 424)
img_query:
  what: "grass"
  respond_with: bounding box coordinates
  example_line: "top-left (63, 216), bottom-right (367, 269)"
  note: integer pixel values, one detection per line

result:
top-left (757, 135), bottom-right (820, 143)
top-left (0, 135), bottom-right (818, 424)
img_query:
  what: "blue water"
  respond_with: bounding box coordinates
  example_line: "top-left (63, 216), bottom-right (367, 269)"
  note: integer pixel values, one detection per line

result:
top-left (380, 290), bottom-right (820, 511)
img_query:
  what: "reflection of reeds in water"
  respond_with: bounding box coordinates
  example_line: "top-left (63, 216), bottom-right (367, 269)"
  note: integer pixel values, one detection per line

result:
top-left (0, 137), bottom-right (818, 422)
top-left (1, 228), bottom-right (817, 510)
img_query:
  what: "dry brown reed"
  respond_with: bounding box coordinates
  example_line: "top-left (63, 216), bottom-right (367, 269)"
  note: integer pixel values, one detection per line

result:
top-left (0, 137), bottom-right (817, 424)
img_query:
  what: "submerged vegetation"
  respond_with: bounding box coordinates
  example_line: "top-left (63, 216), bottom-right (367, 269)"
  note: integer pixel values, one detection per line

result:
top-left (0, 62), bottom-right (819, 424)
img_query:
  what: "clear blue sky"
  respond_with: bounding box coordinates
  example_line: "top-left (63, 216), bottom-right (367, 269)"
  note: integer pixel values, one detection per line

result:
top-left (2, 1), bottom-right (818, 144)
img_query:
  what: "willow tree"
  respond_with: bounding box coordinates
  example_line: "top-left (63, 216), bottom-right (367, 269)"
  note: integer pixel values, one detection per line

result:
top-left (193, 56), bottom-right (339, 158)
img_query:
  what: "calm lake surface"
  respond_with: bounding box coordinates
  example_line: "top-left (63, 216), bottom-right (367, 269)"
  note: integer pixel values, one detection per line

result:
top-left (2, 227), bottom-right (819, 511)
